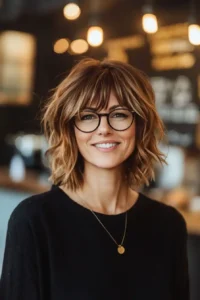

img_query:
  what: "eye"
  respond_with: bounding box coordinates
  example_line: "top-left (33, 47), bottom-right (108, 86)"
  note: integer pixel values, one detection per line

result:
top-left (80, 113), bottom-right (98, 121)
top-left (111, 112), bottom-right (129, 119)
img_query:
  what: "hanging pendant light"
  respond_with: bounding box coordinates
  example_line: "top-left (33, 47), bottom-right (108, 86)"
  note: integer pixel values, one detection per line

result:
top-left (86, 0), bottom-right (104, 47)
top-left (188, 0), bottom-right (200, 45)
top-left (53, 38), bottom-right (69, 54)
top-left (142, 2), bottom-right (158, 34)
top-left (87, 25), bottom-right (104, 47)
top-left (63, 1), bottom-right (81, 20)
top-left (70, 39), bottom-right (89, 54)
top-left (188, 24), bottom-right (200, 45)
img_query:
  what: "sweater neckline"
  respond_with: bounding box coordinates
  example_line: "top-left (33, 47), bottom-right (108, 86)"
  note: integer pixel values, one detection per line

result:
top-left (55, 185), bottom-right (142, 218)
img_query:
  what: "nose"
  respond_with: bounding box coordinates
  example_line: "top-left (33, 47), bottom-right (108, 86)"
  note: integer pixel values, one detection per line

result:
top-left (96, 115), bottom-right (111, 135)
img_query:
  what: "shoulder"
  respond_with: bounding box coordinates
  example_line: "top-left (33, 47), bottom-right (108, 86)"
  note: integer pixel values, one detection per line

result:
top-left (138, 192), bottom-right (187, 233)
top-left (8, 186), bottom-right (62, 227)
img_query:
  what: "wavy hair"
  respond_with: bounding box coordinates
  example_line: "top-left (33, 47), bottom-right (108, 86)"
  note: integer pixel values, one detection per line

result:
top-left (42, 58), bottom-right (167, 190)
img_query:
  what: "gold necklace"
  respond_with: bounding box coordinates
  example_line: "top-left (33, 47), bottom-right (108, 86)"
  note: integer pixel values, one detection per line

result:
top-left (90, 209), bottom-right (127, 254)
top-left (77, 192), bottom-right (128, 255)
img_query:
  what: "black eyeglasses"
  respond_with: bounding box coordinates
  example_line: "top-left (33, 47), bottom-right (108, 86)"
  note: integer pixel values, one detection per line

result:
top-left (74, 108), bottom-right (135, 133)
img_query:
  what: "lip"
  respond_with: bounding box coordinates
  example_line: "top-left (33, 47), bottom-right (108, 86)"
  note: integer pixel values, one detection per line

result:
top-left (92, 141), bottom-right (120, 153)
top-left (92, 140), bottom-right (120, 145)
top-left (93, 144), bottom-right (119, 152)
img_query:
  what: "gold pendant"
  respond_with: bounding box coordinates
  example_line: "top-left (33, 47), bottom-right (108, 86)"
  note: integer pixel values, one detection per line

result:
top-left (117, 245), bottom-right (125, 254)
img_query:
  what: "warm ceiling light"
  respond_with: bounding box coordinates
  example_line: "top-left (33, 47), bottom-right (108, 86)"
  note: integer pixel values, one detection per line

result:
top-left (188, 24), bottom-right (200, 45)
top-left (53, 38), bottom-right (69, 54)
top-left (70, 39), bottom-right (89, 54)
top-left (63, 3), bottom-right (81, 20)
top-left (142, 13), bottom-right (158, 34)
top-left (87, 26), bottom-right (104, 47)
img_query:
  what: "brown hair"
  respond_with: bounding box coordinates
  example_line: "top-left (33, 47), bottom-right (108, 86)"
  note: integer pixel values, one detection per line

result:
top-left (42, 58), bottom-right (166, 191)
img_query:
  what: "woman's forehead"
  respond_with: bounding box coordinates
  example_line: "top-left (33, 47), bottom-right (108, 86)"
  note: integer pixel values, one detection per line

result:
top-left (82, 102), bottom-right (128, 113)
top-left (90, 92), bottom-right (120, 108)
top-left (82, 90), bottom-right (127, 109)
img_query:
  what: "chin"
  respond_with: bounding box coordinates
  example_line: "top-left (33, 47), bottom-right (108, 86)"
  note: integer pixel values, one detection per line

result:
top-left (87, 159), bottom-right (124, 170)
top-left (95, 164), bottom-right (119, 170)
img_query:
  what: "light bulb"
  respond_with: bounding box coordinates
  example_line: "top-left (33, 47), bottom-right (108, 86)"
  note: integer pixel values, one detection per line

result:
top-left (53, 39), bottom-right (69, 54)
top-left (70, 39), bottom-right (89, 54)
top-left (87, 26), bottom-right (104, 47)
top-left (142, 13), bottom-right (158, 34)
top-left (63, 3), bottom-right (81, 20)
top-left (188, 24), bottom-right (200, 45)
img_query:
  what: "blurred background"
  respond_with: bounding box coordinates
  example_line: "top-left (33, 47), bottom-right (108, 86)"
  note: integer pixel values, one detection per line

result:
top-left (0, 0), bottom-right (200, 298)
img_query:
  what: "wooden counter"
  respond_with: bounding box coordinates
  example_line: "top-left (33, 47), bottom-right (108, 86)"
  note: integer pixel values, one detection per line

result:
top-left (179, 210), bottom-right (200, 235)
top-left (0, 167), bottom-right (49, 194)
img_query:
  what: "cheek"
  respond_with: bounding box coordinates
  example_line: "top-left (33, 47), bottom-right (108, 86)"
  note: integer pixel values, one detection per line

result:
top-left (122, 128), bottom-right (136, 156)
top-left (74, 129), bottom-right (91, 152)
top-left (75, 127), bottom-right (87, 142)
top-left (124, 126), bottom-right (136, 144)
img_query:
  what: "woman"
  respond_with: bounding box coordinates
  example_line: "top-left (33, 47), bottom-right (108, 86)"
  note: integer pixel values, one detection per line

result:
top-left (0, 58), bottom-right (189, 299)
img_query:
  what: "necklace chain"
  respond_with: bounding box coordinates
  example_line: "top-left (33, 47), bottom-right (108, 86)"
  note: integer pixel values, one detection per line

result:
top-left (77, 192), bottom-right (128, 254)
top-left (90, 209), bottom-right (127, 247)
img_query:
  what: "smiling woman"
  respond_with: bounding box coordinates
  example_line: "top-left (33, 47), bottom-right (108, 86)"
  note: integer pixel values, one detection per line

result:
top-left (0, 58), bottom-right (189, 300)
top-left (43, 58), bottom-right (166, 191)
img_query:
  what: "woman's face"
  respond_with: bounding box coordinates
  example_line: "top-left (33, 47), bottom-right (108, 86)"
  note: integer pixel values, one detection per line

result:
top-left (74, 92), bottom-right (136, 170)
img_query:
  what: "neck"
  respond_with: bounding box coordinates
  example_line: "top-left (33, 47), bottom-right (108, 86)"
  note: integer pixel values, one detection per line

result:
top-left (77, 164), bottom-right (130, 214)
top-left (61, 164), bottom-right (139, 215)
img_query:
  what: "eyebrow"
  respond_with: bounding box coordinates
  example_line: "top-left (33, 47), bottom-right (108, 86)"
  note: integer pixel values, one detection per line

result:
top-left (83, 105), bottom-right (125, 112)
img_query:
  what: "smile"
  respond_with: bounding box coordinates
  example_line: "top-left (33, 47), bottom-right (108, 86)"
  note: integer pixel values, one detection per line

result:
top-left (94, 143), bottom-right (119, 149)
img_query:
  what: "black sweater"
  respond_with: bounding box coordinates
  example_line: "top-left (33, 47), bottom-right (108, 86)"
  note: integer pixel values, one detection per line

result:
top-left (0, 186), bottom-right (189, 300)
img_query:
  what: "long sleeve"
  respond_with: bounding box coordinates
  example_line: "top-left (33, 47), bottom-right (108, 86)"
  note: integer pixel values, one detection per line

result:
top-left (172, 212), bottom-right (190, 300)
top-left (0, 205), bottom-right (40, 300)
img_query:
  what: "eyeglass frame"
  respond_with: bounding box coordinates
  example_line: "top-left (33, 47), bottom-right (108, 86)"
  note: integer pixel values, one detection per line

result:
top-left (74, 108), bottom-right (135, 133)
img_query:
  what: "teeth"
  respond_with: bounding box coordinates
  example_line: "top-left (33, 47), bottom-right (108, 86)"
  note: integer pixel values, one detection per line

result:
top-left (95, 143), bottom-right (118, 149)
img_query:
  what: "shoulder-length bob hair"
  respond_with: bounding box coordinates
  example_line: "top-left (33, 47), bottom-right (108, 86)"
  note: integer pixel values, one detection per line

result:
top-left (42, 58), bottom-right (166, 191)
